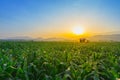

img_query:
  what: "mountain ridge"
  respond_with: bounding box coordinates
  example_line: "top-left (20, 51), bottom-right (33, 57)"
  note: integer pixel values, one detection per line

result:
top-left (1, 34), bottom-right (120, 41)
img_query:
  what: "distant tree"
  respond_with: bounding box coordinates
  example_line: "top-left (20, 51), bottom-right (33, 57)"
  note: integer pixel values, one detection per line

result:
top-left (79, 38), bottom-right (89, 43)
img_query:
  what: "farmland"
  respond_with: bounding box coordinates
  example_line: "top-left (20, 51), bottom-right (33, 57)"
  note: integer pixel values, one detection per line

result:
top-left (0, 41), bottom-right (120, 80)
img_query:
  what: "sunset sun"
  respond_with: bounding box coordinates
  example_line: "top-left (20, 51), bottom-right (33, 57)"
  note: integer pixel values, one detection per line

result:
top-left (72, 26), bottom-right (84, 35)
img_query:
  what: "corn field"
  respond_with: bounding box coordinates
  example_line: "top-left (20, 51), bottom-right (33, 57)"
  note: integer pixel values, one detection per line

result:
top-left (0, 41), bottom-right (120, 80)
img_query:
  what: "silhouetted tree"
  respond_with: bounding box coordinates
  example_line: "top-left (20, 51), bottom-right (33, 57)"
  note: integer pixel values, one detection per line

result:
top-left (80, 38), bottom-right (89, 43)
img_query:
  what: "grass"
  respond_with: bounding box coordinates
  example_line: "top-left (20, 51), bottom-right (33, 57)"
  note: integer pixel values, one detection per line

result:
top-left (0, 41), bottom-right (120, 80)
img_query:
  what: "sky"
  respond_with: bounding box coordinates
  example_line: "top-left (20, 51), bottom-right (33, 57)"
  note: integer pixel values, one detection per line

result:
top-left (0, 0), bottom-right (120, 38)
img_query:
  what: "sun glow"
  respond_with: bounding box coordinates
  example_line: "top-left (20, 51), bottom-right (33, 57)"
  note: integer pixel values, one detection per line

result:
top-left (72, 26), bottom-right (84, 35)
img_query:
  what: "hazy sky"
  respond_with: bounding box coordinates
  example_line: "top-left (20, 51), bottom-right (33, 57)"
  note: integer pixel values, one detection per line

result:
top-left (0, 0), bottom-right (120, 38)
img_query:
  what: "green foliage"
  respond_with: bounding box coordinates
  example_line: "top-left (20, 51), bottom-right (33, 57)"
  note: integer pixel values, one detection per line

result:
top-left (0, 41), bottom-right (120, 80)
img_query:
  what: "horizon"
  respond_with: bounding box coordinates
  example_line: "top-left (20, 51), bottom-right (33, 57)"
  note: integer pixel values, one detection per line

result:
top-left (1, 34), bottom-right (120, 42)
top-left (0, 0), bottom-right (120, 39)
